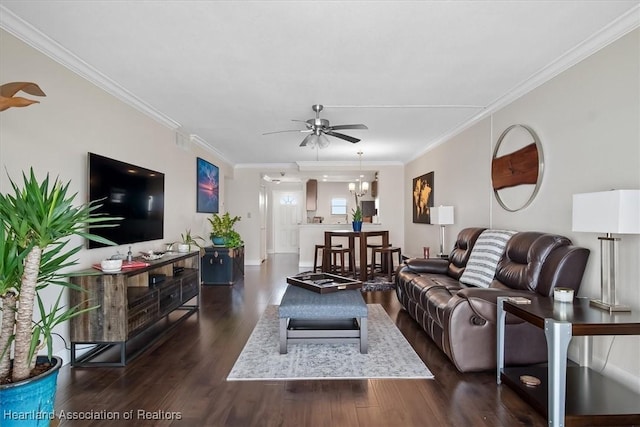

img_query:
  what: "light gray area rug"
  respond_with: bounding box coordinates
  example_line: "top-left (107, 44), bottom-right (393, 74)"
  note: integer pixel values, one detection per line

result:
top-left (227, 304), bottom-right (434, 381)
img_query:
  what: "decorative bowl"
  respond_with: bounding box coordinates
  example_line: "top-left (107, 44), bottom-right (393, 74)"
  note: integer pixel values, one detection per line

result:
top-left (100, 259), bottom-right (123, 271)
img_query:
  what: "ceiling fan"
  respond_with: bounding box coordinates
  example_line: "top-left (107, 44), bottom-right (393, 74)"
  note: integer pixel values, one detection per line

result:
top-left (263, 104), bottom-right (368, 148)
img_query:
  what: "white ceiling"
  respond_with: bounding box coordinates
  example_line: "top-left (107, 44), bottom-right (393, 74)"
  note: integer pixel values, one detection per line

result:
top-left (1, 1), bottom-right (639, 167)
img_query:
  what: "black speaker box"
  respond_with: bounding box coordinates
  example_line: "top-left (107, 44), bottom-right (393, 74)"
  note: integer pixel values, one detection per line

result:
top-left (149, 273), bottom-right (166, 286)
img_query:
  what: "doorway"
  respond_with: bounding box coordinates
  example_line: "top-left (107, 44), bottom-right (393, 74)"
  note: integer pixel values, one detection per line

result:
top-left (272, 190), bottom-right (302, 253)
top-left (259, 185), bottom-right (267, 262)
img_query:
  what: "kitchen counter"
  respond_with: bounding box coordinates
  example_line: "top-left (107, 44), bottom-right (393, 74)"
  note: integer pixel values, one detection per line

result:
top-left (299, 223), bottom-right (382, 227)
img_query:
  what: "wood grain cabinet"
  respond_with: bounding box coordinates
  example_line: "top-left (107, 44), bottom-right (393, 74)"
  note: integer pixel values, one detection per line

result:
top-left (69, 251), bottom-right (200, 367)
top-left (306, 179), bottom-right (317, 211)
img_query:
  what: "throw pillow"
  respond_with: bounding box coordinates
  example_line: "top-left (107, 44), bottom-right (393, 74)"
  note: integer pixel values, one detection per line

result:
top-left (458, 229), bottom-right (517, 288)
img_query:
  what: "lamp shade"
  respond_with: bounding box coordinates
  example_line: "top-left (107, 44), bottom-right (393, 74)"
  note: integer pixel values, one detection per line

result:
top-left (431, 206), bottom-right (454, 225)
top-left (318, 134), bottom-right (330, 148)
top-left (572, 190), bottom-right (640, 234)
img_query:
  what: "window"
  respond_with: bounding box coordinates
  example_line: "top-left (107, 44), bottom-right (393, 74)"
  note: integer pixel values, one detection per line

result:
top-left (279, 194), bottom-right (298, 205)
top-left (331, 197), bottom-right (348, 215)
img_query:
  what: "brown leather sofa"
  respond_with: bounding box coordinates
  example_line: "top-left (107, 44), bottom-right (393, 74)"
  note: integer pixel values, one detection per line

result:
top-left (395, 227), bottom-right (590, 372)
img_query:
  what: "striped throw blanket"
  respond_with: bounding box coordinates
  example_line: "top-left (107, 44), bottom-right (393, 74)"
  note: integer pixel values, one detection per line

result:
top-left (458, 229), bottom-right (516, 288)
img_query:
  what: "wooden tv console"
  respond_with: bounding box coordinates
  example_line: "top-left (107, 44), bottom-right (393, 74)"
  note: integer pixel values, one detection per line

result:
top-left (69, 251), bottom-right (200, 367)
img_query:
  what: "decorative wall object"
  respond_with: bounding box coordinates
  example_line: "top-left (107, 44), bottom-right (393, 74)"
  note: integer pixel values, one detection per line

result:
top-left (491, 124), bottom-right (544, 212)
top-left (196, 157), bottom-right (219, 213)
top-left (412, 172), bottom-right (434, 223)
top-left (0, 82), bottom-right (46, 111)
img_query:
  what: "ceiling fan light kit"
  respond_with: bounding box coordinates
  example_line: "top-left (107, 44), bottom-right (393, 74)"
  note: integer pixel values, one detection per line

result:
top-left (302, 132), bottom-right (330, 149)
top-left (265, 104), bottom-right (368, 148)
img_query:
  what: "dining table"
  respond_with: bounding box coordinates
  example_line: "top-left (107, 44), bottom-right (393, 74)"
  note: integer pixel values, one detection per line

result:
top-left (322, 229), bottom-right (390, 282)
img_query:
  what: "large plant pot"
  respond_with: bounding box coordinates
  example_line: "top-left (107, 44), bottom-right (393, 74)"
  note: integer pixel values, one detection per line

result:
top-left (352, 221), bottom-right (363, 232)
top-left (177, 243), bottom-right (191, 253)
top-left (0, 356), bottom-right (62, 426)
top-left (212, 236), bottom-right (226, 246)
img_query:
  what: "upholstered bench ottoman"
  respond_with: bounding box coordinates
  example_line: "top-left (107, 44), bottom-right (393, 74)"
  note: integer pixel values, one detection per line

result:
top-left (278, 285), bottom-right (368, 354)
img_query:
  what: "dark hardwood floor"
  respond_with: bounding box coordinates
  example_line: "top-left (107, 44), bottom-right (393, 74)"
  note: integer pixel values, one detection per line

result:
top-left (54, 254), bottom-right (546, 426)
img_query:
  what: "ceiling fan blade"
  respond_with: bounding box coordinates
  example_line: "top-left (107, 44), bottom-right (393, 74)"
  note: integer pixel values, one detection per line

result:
top-left (299, 134), bottom-right (314, 147)
top-left (325, 131), bottom-right (360, 144)
top-left (328, 124), bottom-right (368, 131)
top-left (292, 119), bottom-right (314, 128)
top-left (263, 129), bottom-right (311, 135)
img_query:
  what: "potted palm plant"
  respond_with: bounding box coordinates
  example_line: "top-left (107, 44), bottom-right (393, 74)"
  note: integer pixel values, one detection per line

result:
top-left (177, 229), bottom-right (205, 252)
top-left (0, 169), bottom-right (117, 425)
top-left (208, 212), bottom-right (242, 247)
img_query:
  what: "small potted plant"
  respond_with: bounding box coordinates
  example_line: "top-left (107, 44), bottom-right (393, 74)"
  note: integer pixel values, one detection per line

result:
top-left (208, 212), bottom-right (242, 247)
top-left (0, 169), bottom-right (117, 421)
top-left (177, 229), bottom-right (204, 252)
top-left (224, 229), bottom-right (244, 249)
top-left (351, 195), bottom-right (363, 232)
top-left (351, 205), bottom-right (363, 232)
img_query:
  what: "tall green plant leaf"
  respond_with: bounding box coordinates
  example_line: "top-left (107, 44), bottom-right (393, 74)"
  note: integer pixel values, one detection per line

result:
top-left (0, 168), bottom-right (120, 381)
top-left (0, 225), bottom-right (25, 296)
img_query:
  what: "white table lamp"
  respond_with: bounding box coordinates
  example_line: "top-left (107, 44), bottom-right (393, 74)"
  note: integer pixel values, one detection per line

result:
top-left (572, 189), bottom-right (640, 312)
top-left (431, 206), bottom-right (455, 258)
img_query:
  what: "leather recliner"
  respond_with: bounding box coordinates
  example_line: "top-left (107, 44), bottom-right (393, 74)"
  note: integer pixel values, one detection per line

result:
top-left (395, 228), bottom-right (590, 372)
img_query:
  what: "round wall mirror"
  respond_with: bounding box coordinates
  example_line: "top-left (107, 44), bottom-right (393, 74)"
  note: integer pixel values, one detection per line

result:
top-left (491, 124), bottom-right (544, 212)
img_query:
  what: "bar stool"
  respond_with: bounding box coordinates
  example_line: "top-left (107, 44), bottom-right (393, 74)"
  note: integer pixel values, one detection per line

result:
top-left (326, 246), bottom-right (356, 278)
top-left (313, 244), bottom-right (342, 272)
top-left (371, 246), bottom-right (402, 281)
top-left (367, 243), bottom-right (391, 277)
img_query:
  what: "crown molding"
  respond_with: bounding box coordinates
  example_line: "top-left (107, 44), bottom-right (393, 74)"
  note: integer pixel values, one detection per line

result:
top-left (189, 134), bottom-right (233, 165)
top-left (235, 163), bottom-right (299, 170)
top-left (409, 4), bottom-right (640, 164)
top-left (0, 5), bottom-right (181, 130)
top-left (486, 4), bottom-right (640, 116)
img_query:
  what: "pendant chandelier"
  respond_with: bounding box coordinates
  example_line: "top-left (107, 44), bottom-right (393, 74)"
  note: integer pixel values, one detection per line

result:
top-left (349, 151), bottom-right (369, 197)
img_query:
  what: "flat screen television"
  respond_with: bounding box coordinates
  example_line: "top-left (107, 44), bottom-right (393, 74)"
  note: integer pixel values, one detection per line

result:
top-left (88, 153), bottom-right (165, 248)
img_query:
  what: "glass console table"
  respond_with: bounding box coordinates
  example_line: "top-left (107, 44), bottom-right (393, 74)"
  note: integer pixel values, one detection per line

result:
top-left (497, 296), bottom-right (640, 427)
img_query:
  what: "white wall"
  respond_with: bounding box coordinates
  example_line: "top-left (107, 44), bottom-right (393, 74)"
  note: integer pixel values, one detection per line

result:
top-left (375, 164), bottom-right (406, 249)
top-left (0, 30), bottom-right (233, 362)
top-left (404, 29), bottom-right (640, 392)
top-left (224, 168), bottom-right (264, 264)
top-left (404, 118), bottom-right (493, 257)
